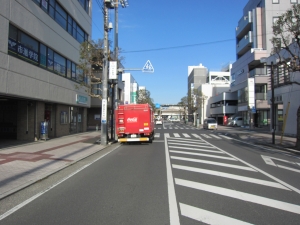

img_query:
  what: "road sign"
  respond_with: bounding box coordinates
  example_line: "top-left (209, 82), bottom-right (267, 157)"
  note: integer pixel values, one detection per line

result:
top-left (251, 106), bottom-right (256, 113)
top-left (109, 61), bottom-right (117, 79)
top-left (101, 99), bottom-right (107, 124)
top-left (142, 60), bottom-right (154, 73)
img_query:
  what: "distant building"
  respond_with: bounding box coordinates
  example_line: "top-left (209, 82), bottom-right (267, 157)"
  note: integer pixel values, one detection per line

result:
top-left (230, 0), bottom-right (294, 128)
top-left (122, 73), bottom-right (139, 104)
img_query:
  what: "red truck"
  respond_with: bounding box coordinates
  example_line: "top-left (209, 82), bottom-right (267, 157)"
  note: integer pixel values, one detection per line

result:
top-left (115, 104), bottom-right (155, 143)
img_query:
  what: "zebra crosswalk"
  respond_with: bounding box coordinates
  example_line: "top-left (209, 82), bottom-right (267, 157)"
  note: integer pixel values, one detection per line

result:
top-left (154, 132), bottom-right (232, 140)
top-left (165, 135), bottom-right (300, 224)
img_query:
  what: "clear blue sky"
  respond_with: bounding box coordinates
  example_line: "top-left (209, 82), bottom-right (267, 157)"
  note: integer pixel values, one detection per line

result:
top-left (91, 0), bottom-right (248, 105)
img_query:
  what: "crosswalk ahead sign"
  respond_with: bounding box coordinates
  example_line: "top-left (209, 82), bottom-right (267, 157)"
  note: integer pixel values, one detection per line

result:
top-left (142, 60), bottom-right (154, 73)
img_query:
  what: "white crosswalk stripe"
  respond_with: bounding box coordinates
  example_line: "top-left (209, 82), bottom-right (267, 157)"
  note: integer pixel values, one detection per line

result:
top-left (153, 133), bottom-right (233, 140)
top-left (164, 134), bottom-right (300, 224)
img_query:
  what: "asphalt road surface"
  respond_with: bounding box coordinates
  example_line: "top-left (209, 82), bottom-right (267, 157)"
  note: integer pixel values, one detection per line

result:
top-left (1, 121), bottom-right (300, 224)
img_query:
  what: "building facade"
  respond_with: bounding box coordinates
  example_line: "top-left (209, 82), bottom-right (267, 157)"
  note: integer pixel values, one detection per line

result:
top-left (230, 0), bottom-right (294, 128)
top-left (0, 0), bottom-right (92, 141)
top-left (122, 73), bottom-right (138, 104)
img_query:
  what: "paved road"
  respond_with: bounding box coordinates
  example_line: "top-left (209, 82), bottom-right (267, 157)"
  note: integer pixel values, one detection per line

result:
top-left (1, 122), bottom-right (300, 224)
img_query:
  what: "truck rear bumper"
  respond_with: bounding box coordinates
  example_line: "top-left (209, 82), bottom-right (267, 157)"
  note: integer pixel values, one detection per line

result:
top-left (118, 137), bottom-right (149, 142)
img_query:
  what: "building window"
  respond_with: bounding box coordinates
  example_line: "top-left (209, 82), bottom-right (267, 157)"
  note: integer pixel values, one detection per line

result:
top-left (55, 3), bottom-right (67, 29)
top-left (272, 0), bottom-right (279, 3)
top-left (291, 0), bottom-right (297, 3)
top-left (32, 0), bottom-right (88, 44)
top-left (67, 60), bottom-right (72, 79)
top-left (8, 24), bottom-right (84, 83)
top-left (78, 0), bottom-right (90, 13)
top-left (54, 52), bottom-right (66, 76)
top-left (40, 43), bottom-right (47, 68)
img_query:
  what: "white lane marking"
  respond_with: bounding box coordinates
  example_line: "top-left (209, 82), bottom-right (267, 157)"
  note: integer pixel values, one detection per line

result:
top-left (173, 133), bottom-right (180, 137)
top-left (198, 139), bottom-right (300, 194)
top-left (175, 178), bottom-right (300, 215)
top-left (218, 135), bottom-right (233, 139)
top-left (182, 133), bottom-right (190, 138)
top-left (0, 146), bottom-right (119, 221)
top-left (164, 134), bottom-right (180, 225)
top-left (180, 203), bottom-right (253, 225)
top-left (201, 134), bottom-right (211, 138)
top-left (169, 150), bottom-right (237, 161)
top-left (171, 156), bottom-right (256, 171)
top-left (191, 133), bottom-right (202, 139)
top-left (154, 133), bottom-right (160, 138)
top-left (172, 164), bottom-right (289, 190)
top-left (168, 142), bottom-right (219, 149)
top-left (168, 138), bottom-right (207, 144)
top-left (261, 155), bottom-right (300, 173)
top-left (209, 134), bottom-right (222, 139)
top-left (169, 146), bottom-right (225, 154)
top-left (277, 165), bottom-right (300, 173)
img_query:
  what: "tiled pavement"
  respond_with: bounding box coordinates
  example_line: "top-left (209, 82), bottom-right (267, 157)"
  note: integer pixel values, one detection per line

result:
top-left (0, 131), bottom-right (107, 199)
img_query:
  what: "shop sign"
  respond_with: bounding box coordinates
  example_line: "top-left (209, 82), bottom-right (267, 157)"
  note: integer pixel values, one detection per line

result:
top-left (76, 94), bottom-right (88, 105)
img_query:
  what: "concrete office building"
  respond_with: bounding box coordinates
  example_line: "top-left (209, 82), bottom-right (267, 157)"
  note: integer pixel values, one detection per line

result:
top-left (230, 0), bottom-right (294, 128)
top-left (122, 73), bottom-right (139, 104)
top-left (0, 0), bottom-right (92, 141)
top-left (187, 63), bottom-right (208, 115)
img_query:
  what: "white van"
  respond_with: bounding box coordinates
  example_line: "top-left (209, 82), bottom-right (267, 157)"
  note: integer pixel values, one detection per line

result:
top-left (231, 117), bottom-right (243, 127)
top-left (203, 118), bottom-right (218, 130)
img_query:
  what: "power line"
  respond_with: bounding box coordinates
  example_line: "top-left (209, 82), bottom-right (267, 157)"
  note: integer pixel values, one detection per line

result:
top-left (122, 38), bottom-right (235, 53)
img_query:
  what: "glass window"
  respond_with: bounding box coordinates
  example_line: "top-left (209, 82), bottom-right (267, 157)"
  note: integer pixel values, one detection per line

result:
top-left (73, 22), bottom-right (77, 39)
top-left (71, 62), bottom-right (76, 80)
top-left (40, 43), bottom-right (47, 68)
top-left (272, 0), bottom-right (279, 3)
top-left (67, 16), bottom-right (73, 35)
top-left (9, 24), bottom-right (18, 40)
top-left (54, 52), bottom-right (66, 76)
top-left (66, 60), bottom-right (71, 78)
top-left (33, 0), bottom-right (41, 6)
top-left (41, 0), bottom-right (48, 12)
top-left (47, 48), bottom-right (54, 70)
top-left (18, 32), bottom-right (39, 64)
top-left (76, 26), bottom-right (84, 43)
top-left (55, 4), bottom-right (67, 29)
top-left (291, 0), bottom-right (297, 3)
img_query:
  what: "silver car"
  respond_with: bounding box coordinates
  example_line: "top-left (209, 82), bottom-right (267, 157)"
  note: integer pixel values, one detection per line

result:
top-left (203, 118), bottom-right (218, 130)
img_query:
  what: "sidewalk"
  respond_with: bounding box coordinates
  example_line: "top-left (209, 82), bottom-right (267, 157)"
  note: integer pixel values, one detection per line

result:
top-left (0, 131), bottom-right (114, 200)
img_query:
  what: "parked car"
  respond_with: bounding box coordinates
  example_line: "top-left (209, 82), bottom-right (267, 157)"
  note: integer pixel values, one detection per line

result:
top-left (155, 118), bottom-right (163, 125)
top-left (230, 117), bottom-right (243, 127)
top-left (203, 118), bottom-right (218, 130)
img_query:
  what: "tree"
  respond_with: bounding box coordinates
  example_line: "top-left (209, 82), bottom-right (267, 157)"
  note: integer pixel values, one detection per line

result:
top-left (271, 4), bottom-right (300, 149)
top-left (271, 4), bottom-right (300, 76)
top-left (76, 39), bottom-right (105, 100)
top-left (178, 96), bottom-right (188, 122)
top-left (76, 39), bottom-right (124, 100)
top-left (137, 89), bottom-right (155, 109)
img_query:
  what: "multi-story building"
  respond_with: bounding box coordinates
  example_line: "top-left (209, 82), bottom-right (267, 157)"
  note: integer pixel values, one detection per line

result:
top-left (0, 0), bottom-right (91, 141)
top-left (187, 63), bottom-right (208, 116)
top-left (122, 73), bottom-right (138, 104)
top-left (230, 0), bottom-right (293, 128)
top-left (196, 64), bottom-right (233, 125)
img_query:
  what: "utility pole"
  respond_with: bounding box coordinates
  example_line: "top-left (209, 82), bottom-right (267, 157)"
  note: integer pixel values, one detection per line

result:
top-left (101, 1), bottom-right (109, 145)
top-left (271, 61), bottom-right (275, 144)
top-left (112, 0), bottom-right (119, 141)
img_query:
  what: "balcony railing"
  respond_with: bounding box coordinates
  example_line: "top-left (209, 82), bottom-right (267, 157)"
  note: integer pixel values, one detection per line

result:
top-left (255, 93), bottom-right (267, 100)
top-left (249, 68), bottom-right (266, 77)
top-left (236, 31), bottom-right (252, 55)
top-left (236, 11), bottom-right (252, 38)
